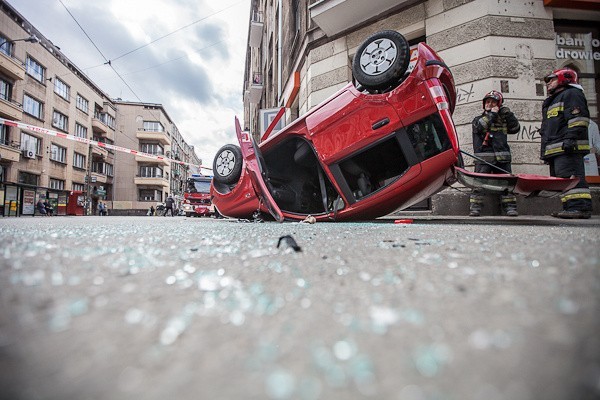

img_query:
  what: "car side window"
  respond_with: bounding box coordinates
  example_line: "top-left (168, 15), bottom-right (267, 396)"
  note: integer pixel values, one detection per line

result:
top-left (406, 114), bottom-right (451, 162)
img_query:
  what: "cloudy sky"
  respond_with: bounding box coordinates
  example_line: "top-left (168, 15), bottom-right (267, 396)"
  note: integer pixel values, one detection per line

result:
top-left (11, 0), bottom-right (250, 169)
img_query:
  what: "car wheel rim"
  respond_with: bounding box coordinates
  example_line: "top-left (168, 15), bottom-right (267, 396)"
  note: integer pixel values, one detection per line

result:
top-left (359, 38), bottom-right (398, 76)
top-left (216, 150), bottom-right (235, 176)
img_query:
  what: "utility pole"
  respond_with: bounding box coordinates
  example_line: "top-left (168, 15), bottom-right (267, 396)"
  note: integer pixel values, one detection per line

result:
top-left (86, 143), bottom-right (93, 215)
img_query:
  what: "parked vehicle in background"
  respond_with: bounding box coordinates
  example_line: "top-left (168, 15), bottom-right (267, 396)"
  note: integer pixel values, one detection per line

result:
top-left (211, 31), bottom-right (578, 222)
top-left (183, 175), bottom-right (214, 217)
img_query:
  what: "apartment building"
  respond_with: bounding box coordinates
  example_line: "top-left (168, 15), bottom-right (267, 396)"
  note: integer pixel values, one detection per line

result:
top-left (0, 0), bottom-right (200, 216)
top-left (243, 0), bottom-right (600, 214)
top-left (0, 1), bottom-right (117, 216)
top-left (112, 101), bottom-right (202, 214)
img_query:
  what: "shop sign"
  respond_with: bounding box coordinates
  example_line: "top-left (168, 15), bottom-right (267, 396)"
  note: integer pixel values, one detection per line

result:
top-left (22, 189), bottom-right (35, 215)
top-left (555, 33), bottom-right (600, 60)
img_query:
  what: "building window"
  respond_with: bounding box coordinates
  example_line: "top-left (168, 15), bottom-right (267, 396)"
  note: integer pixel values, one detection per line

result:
top-left (0, 78), bottom-right (12, 101)
top-left (49, 178), bottom-right (65, 190)
top-left (143, 121), bottom-right (164, 132)
top-left (140, 143), bottom-right (164, 155)
top-left (18, 171), bottom-right (39, 186)
top-left (26, 56), bottom-right (45, 82)
top-left (95, 111), bottom-right (115, 129)
top-left (20, 132), bottom-right (41, 155)
top-left (1, 123), bottom-right (8, 146)
top-left (72, 183), bottom-right (85, 192)
top-left (75, 123), bottom-right (88, 138)
top-left (93, 161), bottom-right (114, 176)
top-left (53, 78), bottom-right (70, 101)
top-left (23, 94), bottom-right (43, 119)
top-left (50, 144), bottom-right (67, 163)
top-left (139, 166), bottom-right (163, 178)
top-left (76, 94), bottom-right (89, 113)
top-left (139, 189), bottom-right (162, 201)
top-left (52, 110), bottom-right (68, 131)
top-left (73, 152), bottom-right (86, 169)
top-left (0, 34), bottom-right (13, 56)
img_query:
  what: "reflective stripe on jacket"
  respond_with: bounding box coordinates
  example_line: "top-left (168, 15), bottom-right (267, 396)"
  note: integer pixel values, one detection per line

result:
top-left (540, 86), bottom-right (590, 159)
top-left (472, 106), bottom-right (520, 164)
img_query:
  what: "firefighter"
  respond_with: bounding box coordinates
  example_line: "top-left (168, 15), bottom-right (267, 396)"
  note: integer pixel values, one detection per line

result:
top-left (469, 90), bottom-right (521, 217)
top-left (541, 68), bottom-right (592, 219)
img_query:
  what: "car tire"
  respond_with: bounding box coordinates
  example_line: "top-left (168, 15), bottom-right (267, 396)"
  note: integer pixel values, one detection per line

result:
top-left (352, 30), bottom-right (410, 92)
top-left (185, 212), bottom-right (192, 217)
top-left (213, 144), bottom-right (243, 185)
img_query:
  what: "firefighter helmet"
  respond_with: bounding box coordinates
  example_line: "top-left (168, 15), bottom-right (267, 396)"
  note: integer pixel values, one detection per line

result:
top-left (482, 90), bottom-right (503, 109)
top-left (544, 68), bottom-right (578, 86)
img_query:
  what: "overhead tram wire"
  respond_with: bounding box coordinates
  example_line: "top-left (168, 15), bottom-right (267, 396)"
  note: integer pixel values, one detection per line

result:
top-left (108, 0), bottom-right (246, 64)
top-left (49, 0), bottom-right (245, 93)
top-left (58, 0), bottom-right (161, 118)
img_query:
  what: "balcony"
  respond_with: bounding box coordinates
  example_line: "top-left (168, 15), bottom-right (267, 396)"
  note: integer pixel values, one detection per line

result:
top-left (309, 0), bottom-right (416, 37)
top-left (135, 154), bottom-right (169, 166)
top-left (249, 11), bottom-right (264, 47)
top-left (0, 52), bottom-right (26, 81)
top-left (134, 176), bottom-right (169, 188)
top-left (247, 72), bottom-right (264, 104)
top-left (91, 172), bottom-right (108, 184)
top-left (0, 96), bottom-right (23, 120)
top-left (92, 117), bottom-right (108, 134)
top-left (92, 145), bottom-right (108, 159)
top-left (136, 129), bottom-right (171, 146)
top-left (0, 141), bottom-right (21, 162)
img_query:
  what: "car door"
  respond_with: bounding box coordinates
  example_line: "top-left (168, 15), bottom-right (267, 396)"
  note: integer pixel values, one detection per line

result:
top-left (234, 117), bottom-right (285, 222)
top-left (454, 166), bottom-right (579, 197)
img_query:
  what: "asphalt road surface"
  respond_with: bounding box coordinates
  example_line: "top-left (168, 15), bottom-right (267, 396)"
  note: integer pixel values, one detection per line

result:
top-left (1, 216), bottom-right (599, 400)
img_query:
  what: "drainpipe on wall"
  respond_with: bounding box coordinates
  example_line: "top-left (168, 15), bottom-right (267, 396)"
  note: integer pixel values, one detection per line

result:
top-left (277, 0), bottom-right (283, 101)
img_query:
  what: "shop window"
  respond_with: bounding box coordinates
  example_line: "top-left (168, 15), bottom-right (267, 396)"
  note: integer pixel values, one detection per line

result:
top-left (18, 171), bottom-right (39, 186)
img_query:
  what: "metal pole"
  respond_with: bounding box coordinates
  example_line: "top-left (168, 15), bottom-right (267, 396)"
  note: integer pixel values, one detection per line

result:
top-left (459, 150), bottom-right (513, 175)
top-left (86, 143), bottom-right (93, 215)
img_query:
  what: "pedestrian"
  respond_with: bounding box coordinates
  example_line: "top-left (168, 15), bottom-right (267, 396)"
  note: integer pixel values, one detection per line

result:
top-left (469, 90), bottom-right (520, 217)
top-left (43, 199), bottom-right (54, 216)
top-left (540, 68), bottom-right (592, 219)
top-left (164, 194), bottom-right (175, 217)
top-left (36, 199), bottom-right (47, 216)
top-left (148, 205), bottom-right (155, 216)
top-left (98, 201), bottom-right (107, 216)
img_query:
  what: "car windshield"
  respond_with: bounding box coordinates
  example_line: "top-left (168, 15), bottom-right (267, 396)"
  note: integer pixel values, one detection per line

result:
top-left (188, 179), bottom-right (211, 193)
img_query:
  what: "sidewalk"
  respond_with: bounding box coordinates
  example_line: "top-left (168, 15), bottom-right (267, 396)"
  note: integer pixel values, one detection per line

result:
top-left (381, 212), bottom-right (600, 227)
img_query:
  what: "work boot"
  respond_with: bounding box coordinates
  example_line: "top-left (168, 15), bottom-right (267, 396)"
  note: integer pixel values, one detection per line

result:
top-left (501, 195), bottom-right (518, 217)
top-left (469, 209), bottom-right (481, 217)
top-left (552, 210), bottom-right (591, 219)
top-left (469, 192), bottom-right (483, 217)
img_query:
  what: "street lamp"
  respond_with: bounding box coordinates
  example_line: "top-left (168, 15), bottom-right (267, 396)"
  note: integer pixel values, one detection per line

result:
top-left (0, 35), bottom-right (40, 52)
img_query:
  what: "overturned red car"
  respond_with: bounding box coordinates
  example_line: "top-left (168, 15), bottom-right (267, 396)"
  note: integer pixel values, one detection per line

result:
top-left (211, 31), bottom-right (577, 222)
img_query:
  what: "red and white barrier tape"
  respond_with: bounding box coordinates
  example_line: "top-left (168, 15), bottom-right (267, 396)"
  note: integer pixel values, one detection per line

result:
top-left (0, 117), bottom-right (211, 171)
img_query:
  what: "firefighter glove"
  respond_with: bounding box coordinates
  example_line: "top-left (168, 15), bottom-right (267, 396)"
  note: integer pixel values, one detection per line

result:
top-left (562, 138), bottom-right (576, 153)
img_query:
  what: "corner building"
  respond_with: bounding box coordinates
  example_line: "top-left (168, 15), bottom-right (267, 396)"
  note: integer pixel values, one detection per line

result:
top-left (242, 0), bottom-right (600, 215)
top-left (0, 0), bottom-right (201, 216)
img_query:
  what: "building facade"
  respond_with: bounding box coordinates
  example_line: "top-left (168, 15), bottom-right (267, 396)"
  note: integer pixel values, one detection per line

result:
top-left (0, 0), bottom-right (200, 216)
top-left (243, 0), bottom-right (600, 214)
top-left (113, 101), bottom-right (202, 214)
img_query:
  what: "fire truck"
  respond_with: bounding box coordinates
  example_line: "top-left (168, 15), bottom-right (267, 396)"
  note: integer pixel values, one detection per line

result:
top-left (182, 174), bottom-right (214, 217)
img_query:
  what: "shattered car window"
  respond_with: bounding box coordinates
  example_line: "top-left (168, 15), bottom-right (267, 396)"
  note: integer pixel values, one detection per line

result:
top-left (406, 114), bottom-right (451, 162)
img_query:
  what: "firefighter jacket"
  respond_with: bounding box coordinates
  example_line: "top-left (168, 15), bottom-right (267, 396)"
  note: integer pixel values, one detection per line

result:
top-left (472, 106), bottom-right (520, 163)
top-left (540, 85), bottom-right (590, 160)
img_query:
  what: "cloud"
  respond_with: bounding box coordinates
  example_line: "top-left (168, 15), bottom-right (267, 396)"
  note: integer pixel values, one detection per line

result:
top-left (11, 0), bottom-right (250, 165)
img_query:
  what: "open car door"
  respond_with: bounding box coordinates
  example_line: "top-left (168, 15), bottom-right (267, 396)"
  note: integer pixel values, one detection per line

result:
top-left (454, 166), bottom-right (579, 197)
top-left (235, 117), bottom-right (285, 222)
